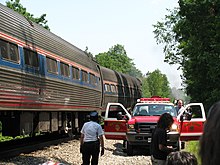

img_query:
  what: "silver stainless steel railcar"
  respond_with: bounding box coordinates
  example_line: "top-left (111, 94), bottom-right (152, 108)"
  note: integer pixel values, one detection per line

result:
top-left (0, 4), bottom-right (141, 137)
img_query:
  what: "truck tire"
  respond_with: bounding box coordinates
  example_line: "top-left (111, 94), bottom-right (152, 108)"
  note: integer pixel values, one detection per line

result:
top-left (126, 141), bottom-right (134, 156)
top-left (175, 140), bottom-right (185, 151)
top-left (122, 140), bottom-right (127, 153)
top-left (176, 140), bottom-right (181, 151)
top-left (180, 141), bottom-right (185, 149)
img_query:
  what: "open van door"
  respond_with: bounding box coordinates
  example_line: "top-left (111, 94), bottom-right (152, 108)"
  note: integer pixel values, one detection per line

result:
top-left (104, 103), bottom-right (131, 140)
top-left (178, 103), bottom-right (206, 141)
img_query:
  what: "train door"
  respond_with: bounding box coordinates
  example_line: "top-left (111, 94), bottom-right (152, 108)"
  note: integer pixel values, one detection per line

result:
top-left (178, 103), bottom-right (206, 141)
top-left (104, 103), bottom-right (131, 140)
top-left (96, 65), bottom-right (104, 107)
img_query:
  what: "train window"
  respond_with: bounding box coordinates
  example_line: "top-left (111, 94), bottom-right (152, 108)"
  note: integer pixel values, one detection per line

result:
top-left (0, 39), bottom-right (19, 63)
top-left (111, 85), bottom-right (116, 93)
top-left (115, 85), bottom-right (118, 93)
top-left (95, 76), bottom-right (99, 86)
top-left (72, 66), bottom-right (80, 80)
top-left (46, 57), bottom-right (58, 74)
top-left (104, 84), bottom-right (108, 92)
top-left (24, 48), bottom-right (39, 67)
top-left (82, 70), bottom-right (88, 83)
top-left (60, 62), bottom-right (70, 77)
top-left (104, 83), bottom-right (111, 92)
top-left (89, 73), bottom-right (96, 85)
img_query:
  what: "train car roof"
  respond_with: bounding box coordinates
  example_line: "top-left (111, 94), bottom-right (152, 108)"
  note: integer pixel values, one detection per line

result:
top-left (0, 3), bottom-right (98, 71)
top-left (100, 66), bottom-right (142, 88)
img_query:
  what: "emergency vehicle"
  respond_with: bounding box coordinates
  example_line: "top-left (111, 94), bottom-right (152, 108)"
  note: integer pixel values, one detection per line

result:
top-left (104, 96), bottom-right (206, 156)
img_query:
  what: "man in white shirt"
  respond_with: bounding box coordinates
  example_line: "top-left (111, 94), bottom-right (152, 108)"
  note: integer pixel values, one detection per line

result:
top-left (80, 111), bottom-right (104, 165)
top-left (176, 99), bottom-right (184, 114)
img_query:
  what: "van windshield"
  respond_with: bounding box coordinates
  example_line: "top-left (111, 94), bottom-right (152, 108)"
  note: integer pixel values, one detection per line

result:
top-left (133, 104), bottom-right (177, 117)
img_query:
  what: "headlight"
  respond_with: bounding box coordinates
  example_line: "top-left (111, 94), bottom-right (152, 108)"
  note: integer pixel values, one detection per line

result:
top-left (128, 124), bottom-right (134, 129)
top-left (170, 123), bottom-right (178, 131)
top-left (127, 124), bottom-right (135, 132)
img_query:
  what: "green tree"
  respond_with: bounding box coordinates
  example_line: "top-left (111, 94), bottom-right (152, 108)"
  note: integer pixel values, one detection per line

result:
top-left (6, 0), bottom-right (50, 30)
top-left (128, 65), bottom-right (143, 79)
top-left (146, 69), bottom-right (171, 97)
top-left (153, 0), bottom-right (220, 110)
top-left (95, 44), bottom-right (142, 78)
top-left (142, 74), bottom-right (151, 97)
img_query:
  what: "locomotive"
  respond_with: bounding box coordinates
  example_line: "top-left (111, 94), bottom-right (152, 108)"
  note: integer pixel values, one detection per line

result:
top-left (0, 4), bottom-right (142, 137)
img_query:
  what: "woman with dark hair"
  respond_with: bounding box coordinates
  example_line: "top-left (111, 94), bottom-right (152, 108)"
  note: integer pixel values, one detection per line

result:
top-left (200, 101), bottom-right (220, 165)
top-left (167, 151), bottom-right (198, 165)
top-left (151, 113), bottom-right (175, 165)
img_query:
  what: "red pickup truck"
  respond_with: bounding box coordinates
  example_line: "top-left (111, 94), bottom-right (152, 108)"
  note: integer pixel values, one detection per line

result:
top-left (104, 97), bottom-right (206, 156)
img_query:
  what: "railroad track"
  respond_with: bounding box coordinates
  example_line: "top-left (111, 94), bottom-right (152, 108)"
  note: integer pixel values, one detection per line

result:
top-left (0, 134), bottom-right (76, 159)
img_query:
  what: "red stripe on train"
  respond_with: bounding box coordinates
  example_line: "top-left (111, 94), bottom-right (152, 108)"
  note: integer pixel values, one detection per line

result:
top-left (0, 102), bottom-right (101, 110)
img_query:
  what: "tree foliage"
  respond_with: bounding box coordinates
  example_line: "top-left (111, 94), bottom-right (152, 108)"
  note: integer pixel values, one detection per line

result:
top-left (142, 69), bottom-right (171, 98)
top-left (153, 0), bottom-right (220, 110)
top-left (142, 75), bottom-right (151, 98)
top-left (128, 65), bottom-right (143, 79)
top-left (95, 44), bottom-right (142, 78)
top-left (95, 45), bottom-right (172, 97)
top-left (6, 0), bottom-right (50, 30)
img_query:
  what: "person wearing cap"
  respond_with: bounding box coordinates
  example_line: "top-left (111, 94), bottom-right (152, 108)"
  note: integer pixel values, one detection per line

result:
top-left (80, 111), bottom-right (104, 165)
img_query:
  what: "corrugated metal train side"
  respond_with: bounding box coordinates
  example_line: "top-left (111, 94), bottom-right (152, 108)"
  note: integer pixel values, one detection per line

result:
top-left (100, 66), bottom-right (142, 109)
top-left (0, 4), bottom-right (142, 137)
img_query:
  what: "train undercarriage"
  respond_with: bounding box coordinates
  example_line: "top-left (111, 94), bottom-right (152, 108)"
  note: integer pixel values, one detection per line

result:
top-left (0, 110), bottom-right (90, 138)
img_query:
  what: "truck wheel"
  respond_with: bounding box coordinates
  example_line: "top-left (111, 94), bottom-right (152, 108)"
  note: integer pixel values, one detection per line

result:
top-left (122, 140), bottom-right (127, 153)
top-left (126, 141), bottom-right (134, 156)
top-left (175, 140), bottom-right (181, 151)
top-left (180, 141), bottom-right (185, 149)
top-left (176, 140), bottom-right (185, 150)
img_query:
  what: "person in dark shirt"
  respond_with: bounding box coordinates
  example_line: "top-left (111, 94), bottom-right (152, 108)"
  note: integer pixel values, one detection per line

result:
top-left (151, 113), bottom-right (175, 165)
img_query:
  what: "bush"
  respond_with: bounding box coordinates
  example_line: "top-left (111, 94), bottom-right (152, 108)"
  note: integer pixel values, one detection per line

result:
top-left (185, 141), bottom-right (201, 165)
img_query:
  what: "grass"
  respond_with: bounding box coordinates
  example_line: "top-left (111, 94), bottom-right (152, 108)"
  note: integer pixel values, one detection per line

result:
top-left (0, 133), bottom-right (13, 142)
top-left (0, 132), bottom-right (31, 142)
top-left (184, 141), bottom-right (201, 165)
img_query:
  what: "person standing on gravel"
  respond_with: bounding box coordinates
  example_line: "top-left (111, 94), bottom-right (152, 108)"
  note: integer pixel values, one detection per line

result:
top-left (80, 111), bottom-right (104, 165)
top-left (150, 113), bottom-right (175, 165)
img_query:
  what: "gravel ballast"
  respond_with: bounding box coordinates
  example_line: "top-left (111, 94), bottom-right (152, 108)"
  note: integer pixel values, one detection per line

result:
top-left (0, 139), bottom-right (152, 165)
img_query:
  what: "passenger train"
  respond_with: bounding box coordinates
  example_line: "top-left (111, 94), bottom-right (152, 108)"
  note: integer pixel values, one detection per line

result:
top-left (0, 4), bottom-right (142, 137)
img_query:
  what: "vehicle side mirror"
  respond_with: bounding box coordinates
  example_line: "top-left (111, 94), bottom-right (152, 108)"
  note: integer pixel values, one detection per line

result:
top-left (180, 112), bottom-right (192, 121)
top-left (117, 112), bottom-right (123, 120)
top-left (117, 112), bottom-right (129, 120)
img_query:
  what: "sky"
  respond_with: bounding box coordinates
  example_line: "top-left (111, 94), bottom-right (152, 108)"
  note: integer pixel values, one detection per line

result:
top-left (0, 0), bottom-right (182, 88)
